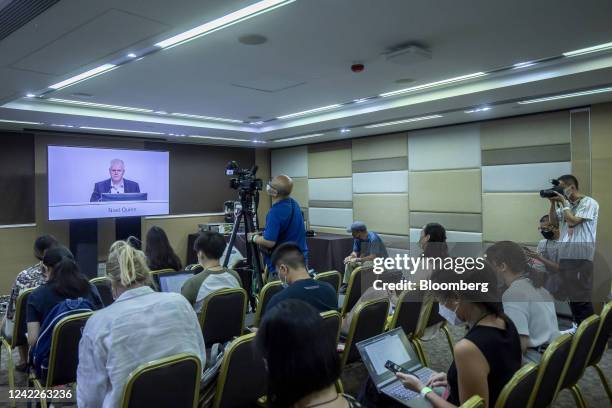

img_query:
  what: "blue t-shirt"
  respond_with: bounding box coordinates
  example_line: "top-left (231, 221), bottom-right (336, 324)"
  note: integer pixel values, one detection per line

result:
top-left (264, 279), bottom-right (337, 315)
top-left (263, 198), bottom-right (308, 272)
top-left (352, 231), bottom-right (388, 258)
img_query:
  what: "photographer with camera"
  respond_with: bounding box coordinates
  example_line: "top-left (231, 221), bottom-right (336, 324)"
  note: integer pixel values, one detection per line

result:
top-left (545, 174), bottom-right (599, 328)
top-left (247, 175), bottom-right (308, 276)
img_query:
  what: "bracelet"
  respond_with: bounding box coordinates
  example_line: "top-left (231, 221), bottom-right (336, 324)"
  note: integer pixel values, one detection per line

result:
top-left (420, 386), bottom-right (433, 397)
top-left (251, 235), bottom-right (257, 244)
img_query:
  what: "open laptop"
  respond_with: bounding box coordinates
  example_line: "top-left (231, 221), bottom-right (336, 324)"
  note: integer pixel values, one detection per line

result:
top-left (357, 328), bottom-right (438, 407)
top-left (100, 192), bottom-right (148, 201)
top-left (157, 271), bottom-right (194, 293)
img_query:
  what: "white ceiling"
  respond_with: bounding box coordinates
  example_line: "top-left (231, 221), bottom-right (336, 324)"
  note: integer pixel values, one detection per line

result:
top-left (1, 0), bottom-right (612, 146)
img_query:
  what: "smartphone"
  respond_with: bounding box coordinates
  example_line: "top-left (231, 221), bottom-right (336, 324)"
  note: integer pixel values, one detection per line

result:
top-left (385, 360), bottom-right (407, 374)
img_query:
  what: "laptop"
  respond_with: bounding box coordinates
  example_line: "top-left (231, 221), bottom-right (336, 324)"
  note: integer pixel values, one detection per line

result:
top-left (357, 328), bottom-right (438, 407)
top-left (157, 271), bottom-right (194, 293)
top-left (100, 192), bottom-right (148, 201)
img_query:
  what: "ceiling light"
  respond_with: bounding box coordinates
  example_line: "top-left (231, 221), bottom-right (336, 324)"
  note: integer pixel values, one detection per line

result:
top-left (155, 0), bottom-right (295, 49)
top-left (49, 64), bottom-right (117, 90)
top-left (127, 53), bottom-right (137, 58)
top-left (277, 104), bottom-right (342, 120)
top-left (189, 135), bottom-right (248, 142)
top-left (465, 106), bottom-right (492, 113)
top-left (79, 126), bottom-right (164, 135)
top-left (50, 124), bottom-right (74, 128)
top-left (48, 98), bottom-right (153, 113)
top-left (517, 87), bottom-right (612, 104)
top-left (563, 41), bottom-right (612, 57)
top-left (364, 114), bottom-right (443, 128)
top-left (171, 112), bottom-right (243, 123)
top-left (380, 72), bottom-right (486, 98)
top-left (353, 98), bottom-right (369, 103)
top-left (340, 128), bottom-right (351, 133)
top-left (252, 140), bottom-right (267, 144)
top-left (26, 93), bottom-right (36, 98)
top-left (274, 133), bottom-right (325, 142)
top-left (154, 111), bottom-right (168, 115)
top-left (250, 121), bottom-right (264, 125)
top-left (0, 119), bottom-right (42, 125)
top-left (513, 61), bottom-right (535, 69)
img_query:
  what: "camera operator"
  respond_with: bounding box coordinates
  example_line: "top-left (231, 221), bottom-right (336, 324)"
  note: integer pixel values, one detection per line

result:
top-left (247, 175), bottom-right (308, 275)
top-left (548, 174), bottom-right (599, 328)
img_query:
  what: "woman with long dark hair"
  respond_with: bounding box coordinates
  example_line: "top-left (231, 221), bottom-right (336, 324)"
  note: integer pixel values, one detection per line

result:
top-left (26, 246), bottom-right (103, 347)
top-left (257, 299), bottom-right (362, 408)
top-left (145, 226), bottom-right (182, 271)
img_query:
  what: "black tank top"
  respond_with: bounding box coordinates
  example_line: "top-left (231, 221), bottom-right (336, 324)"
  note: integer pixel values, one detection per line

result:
top-left (447, 316), bottom-right (522, 406)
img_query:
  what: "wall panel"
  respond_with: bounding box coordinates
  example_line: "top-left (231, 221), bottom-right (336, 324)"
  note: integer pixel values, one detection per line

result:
top-left (308, 178), bottom-right (353, 201)
top-left (353, 194), bottom-right (409, 235)
top-left (482, 162), bottom-right (572, 192)
top-left (482, 193), bottom-right (549, 243)
top-left (308, 207), bottom-right (353, 229)
top-left (409, 124), bottom-right (481, 170)
top-left (409, 169), bottom-right (482, 213)
top-left (271, 146), bottom-right (308, 177)
top-left (308, 141), bottom-right (352, 178)
top-left (353, 171), bottom-right (408, 193)
top-left (352, 133), bottom-right (407, 160)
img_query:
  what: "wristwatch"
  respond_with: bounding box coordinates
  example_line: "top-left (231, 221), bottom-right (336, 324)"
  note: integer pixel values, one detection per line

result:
top-left (420, 386), bottom-right (433, 398)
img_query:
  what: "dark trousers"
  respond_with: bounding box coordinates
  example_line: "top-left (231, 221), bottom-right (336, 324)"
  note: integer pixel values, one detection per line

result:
top-left (559, 259), bottom-right (595, 325)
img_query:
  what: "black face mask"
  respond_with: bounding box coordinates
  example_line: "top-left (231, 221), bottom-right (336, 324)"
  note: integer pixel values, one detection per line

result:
top-left (541, 230), bottom-right (555, 240)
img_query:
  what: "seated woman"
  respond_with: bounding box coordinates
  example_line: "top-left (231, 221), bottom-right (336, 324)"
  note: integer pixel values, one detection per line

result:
top-left (486, 241), bottom-right (560, 363)
top-left (257, 299), bottom-right (362, 408)
top-left (26, 246), bottom-right (103, 348)
top-left (394, 263), bottom-right (522, 408)
top-left (77, 240), bottom-right (206, 408)
top-left (145, 225), bottom-right (182, 272)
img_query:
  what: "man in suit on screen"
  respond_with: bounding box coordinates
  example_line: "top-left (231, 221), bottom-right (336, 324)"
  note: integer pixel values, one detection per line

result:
top-left (90, 159), bottom-right (140, 202)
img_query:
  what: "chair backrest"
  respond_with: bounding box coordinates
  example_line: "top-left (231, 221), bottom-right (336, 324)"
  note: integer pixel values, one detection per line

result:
top-left (341, 297), bottom-right (389, 368)
top-left (90, 277), bottom-right (115, 307)
top-left (213, 333), bottom-right (267, 408)
top-left (460, 395), bottom-right (485, 408)
top-left (320, 310), bottom-right (342, 343)
top-left (388, 290), bottom-right (424, 337)
top-left (253, 280), bottom-right (283, 327)
top-left (121, 353), bottom-right (201, 408)
top-left (559, 314), bottom-right (601, 391)
top-left (10, 287), bottom-right (34, 348)
top-left (588, 301), bottom-right (612, 367)
top-left (46, 312), bottom-right (92, 387)
top-left (341, 265), bottom-right (375, 316)
top-left (314, 271), bottom-right (341, 295)
top-left (527, 333), bottom-right (573, 408)
top-left (494, 363), bottom-right (538, 408)
top-left (199, 288), bottom-right (247, 345)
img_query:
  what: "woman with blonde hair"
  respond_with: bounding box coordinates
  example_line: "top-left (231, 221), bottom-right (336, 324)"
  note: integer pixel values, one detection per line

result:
top-left (77, 238), bottom-right (206, 408)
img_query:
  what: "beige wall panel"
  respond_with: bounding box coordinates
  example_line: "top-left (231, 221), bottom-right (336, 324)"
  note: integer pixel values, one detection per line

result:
top-left (409, 169), bottom-right (482, 213)
top-left (353, 194), bottom-right (409, 235)
top-left (0, 225), bottom-right (38, 293)
top-left (142, 214), bottom-right (225, 267)
top-left (482, 193), bottom-right (549, 244)
top-left (481, 111), bottom-right (570, 150)
top-left (308, 143), bottom-right (352, 179)
top-left (570, 109), bottom-right (591, 195)
top-left (291, 177), bottom-right (309, 208)
top-left (311, 226), bottom-right (350, 235)
top-left (352, 133), bottom-right (407, 161)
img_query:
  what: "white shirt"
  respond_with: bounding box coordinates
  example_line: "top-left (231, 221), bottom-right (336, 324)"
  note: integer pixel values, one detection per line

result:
top-left (194, 273), bottom-right (241, 312)
top-left (77, 286), bottom-right (206, 408)
top-left (536, 238), bottom-right (560, 264)
top-left (556, 196), bottom-right (599, 260)
top-left (502, 278), bottom-right (560, 350)
top-left (110, 181), bottom-right (124, 194)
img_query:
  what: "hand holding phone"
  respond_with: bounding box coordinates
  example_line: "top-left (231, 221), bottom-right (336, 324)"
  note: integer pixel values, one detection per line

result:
top-left (385, 360), bottom-right (407, 374)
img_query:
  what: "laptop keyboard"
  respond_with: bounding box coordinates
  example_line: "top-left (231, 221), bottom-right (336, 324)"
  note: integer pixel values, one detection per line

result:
top-left (383, 367), bottom-right (436, 401)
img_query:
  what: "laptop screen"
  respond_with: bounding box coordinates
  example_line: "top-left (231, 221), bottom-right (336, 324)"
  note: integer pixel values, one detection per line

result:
top-left (357, 328), bottom-right (423, 387)
top-left (158, 272), bottom-right (193, 293)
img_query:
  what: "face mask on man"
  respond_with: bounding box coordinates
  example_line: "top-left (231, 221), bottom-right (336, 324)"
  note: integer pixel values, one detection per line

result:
top-left (541, 229), bottom-right (555, 240)
top-left (439, 303), bottom-right (465, 326)
top-left (266, 183), bottom-right (274, 196)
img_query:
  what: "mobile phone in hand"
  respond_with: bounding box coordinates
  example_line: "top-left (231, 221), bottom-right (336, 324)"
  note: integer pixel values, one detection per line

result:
top-left (385, 360), bottom-right (407, 374)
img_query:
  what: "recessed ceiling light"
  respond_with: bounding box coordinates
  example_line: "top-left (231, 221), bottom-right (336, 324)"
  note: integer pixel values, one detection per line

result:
top-left (340, 128), bottom-right (351, 133)
top-left (277, 104), bottom-right (342, 120)
top-left (465, 106), bottom-right (492, 113)
top-left (380, 72), bottom-right (487, 98)
top-left (274, 133), bottom-right (324, 142)
top-left (171, 112), bottom-right (243, 123)
top-left (364, 114), bottom-right (443, 128)
top-left (154, 111), bottom-right (168, 115)
top-left (0, 119), bottom-right (42, 125)
top-left (250, 121), bottom-right (265, 125)
top-left (353, 98), bottom-right (369, 104)
top-left (47, 98), bottom-right (153, 113)
top-left (49, 64), bottom-right (117, 90)
top-left (127, 53), bottom-right (137, 58)
top-left (239, 34), bottom-right (268, 45)
top-left (563, 41), bottom-right (612, 57)
top-left (50, 124), bottom-right (75, 128)
top-left (26, 93), bottom-right (36, 98)
top-left (189, 135), bottom-right (248, 142)
top-left (517, 87), bottom-right (612, 104)
top-left (155, 0), bottom-right (295, 49)
top-left (79, 126), bottom-right (164, 135)
top-left (252, 140), bottom-right (267, 144)
top-left (513, 61), bottom-right (536, 69)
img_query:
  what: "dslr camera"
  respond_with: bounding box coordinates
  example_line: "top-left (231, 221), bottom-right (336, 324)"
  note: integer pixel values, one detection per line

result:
top-left (539, 179), bottom-right (565, 198)
top-left (225, 161), bottom-right (263, 193)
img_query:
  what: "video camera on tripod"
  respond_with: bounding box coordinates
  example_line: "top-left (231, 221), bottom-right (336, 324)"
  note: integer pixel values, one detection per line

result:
top-left (225, 161), bottom-right (263, 192)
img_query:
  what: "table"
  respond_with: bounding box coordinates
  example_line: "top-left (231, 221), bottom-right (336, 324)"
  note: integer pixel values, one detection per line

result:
top-left (186, 232), bottom-right (353, 273)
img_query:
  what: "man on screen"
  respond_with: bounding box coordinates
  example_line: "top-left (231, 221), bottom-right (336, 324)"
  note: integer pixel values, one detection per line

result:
top-left (90, 159), bottom-right (140, 202)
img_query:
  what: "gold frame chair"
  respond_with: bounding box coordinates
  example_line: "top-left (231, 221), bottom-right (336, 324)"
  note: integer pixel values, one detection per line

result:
top-left (494, 362), bottom-right (538, 408)
top-left (527, 333), bottom-right (573, 408)
top-left (320, 310), bottom-right (342, 344)
top-left (460, 395), bottom-right (485, 407)
top-left (253, 280), bottom-right (283, 327)
top-left (340, 264), bottom-right (373, 316)
top-left (314, 270), bottom-right (342, 295)
top-left (586, 301), bottom-right (612, 402)
top-left (90, 276), bottom-right (114, 306)
top-left (199, 287), bottom-right (248, 345)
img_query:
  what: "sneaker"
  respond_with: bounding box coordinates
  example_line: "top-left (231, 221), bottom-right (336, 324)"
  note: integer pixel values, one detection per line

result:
top-left (560, 322), bottom-right (578, 335)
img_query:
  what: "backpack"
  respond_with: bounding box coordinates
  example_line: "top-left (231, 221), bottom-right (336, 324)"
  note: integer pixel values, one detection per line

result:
top-left (31, 298), bottom-right (94, 378)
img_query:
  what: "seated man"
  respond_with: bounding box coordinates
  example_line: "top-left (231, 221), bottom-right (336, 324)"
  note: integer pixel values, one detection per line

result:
top-left (342, 221), bottom-right (388, 292)
top-left (1, 234), bottom-right (58, 370)
top-left (90, 159), bottom-right (140, 202)
top-left (264, 242), bottom-right (337, 315)
top-left (181, 231), bottom-right (242, 312)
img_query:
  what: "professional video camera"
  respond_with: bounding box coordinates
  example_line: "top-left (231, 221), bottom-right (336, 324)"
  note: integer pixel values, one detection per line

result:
top-left (225, 161), bottom-right (263, 192)
top-left (540, 179), bottom-right (565, 198)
